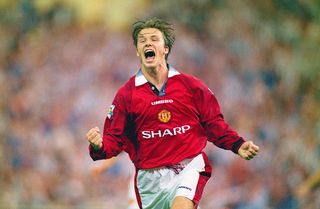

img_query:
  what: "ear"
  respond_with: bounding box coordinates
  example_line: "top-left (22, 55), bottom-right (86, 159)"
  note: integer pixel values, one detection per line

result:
top-left (136, 50), bottom-right (139, 57)
top-left (164, 46), bottom-right (169, 55)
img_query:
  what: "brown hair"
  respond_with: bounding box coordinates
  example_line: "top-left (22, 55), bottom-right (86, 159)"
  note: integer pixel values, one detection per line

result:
top-left (132, 17), bottom-right (175, 60)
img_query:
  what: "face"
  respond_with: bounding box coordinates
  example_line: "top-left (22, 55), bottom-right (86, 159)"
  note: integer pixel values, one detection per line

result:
top-left (136, 28), bottom-right (169, 69)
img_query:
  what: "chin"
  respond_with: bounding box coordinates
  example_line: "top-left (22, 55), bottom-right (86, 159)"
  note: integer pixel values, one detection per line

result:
top-left (143, 62), bottom-right (157, 69)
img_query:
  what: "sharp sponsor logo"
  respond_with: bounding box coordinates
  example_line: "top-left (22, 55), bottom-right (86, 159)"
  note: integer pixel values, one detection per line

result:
top-left (141, 125), bottom-right (191, 139)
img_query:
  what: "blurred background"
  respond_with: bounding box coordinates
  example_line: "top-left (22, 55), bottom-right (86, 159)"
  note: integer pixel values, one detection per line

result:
top-left (1, 0), bottom-right (319, 208)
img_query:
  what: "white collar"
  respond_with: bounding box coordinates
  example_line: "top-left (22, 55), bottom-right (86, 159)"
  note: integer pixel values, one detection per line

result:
top-left (135, 65), bottom-right (180, 86)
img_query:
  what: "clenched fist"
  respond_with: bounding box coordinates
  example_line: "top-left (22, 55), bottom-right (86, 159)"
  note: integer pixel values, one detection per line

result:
top-left (86, 127), bottom-right (103, 150)
top-left (238, 141), bottom-right (259, 160)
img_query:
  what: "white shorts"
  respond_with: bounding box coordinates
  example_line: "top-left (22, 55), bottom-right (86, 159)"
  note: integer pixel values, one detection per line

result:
top-left (135, 153), bottom-right (212, 209)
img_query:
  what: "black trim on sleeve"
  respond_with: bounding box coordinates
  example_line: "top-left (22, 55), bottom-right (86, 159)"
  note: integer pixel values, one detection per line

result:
top-left (232, 137), bottom-right (246, 154)
top-left (89, 144), bottom-right (106, 161)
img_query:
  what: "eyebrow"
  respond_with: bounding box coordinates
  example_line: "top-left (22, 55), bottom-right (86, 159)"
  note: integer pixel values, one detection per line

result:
top-left (138, 34), bottom-right (159, 39)
top-left (138, 35), bottom-right (146, 38)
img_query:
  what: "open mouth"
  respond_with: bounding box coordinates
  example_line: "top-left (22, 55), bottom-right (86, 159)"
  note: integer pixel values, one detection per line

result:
top-left (144, 49), bottom-right (155, 61)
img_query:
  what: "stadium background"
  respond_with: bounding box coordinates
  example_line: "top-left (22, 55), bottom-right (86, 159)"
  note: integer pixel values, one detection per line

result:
top-left (1, 0), bottom-right (319, 208)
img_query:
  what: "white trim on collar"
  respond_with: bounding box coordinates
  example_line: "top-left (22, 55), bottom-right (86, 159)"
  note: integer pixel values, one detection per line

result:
top-left (135, 70), bottom-right (148, 86)
top-left (135, 66), bottom-right (180, 86)
top-left (168, 66), bottom-right (180, 78)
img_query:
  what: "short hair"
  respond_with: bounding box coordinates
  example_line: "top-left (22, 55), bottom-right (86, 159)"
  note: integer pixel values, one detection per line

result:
top-left (132, 17), bottom-right (175, 60)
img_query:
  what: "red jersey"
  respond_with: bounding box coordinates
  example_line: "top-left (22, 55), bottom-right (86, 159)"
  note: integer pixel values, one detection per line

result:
top-left (89, 66), bottom-right (245, 169)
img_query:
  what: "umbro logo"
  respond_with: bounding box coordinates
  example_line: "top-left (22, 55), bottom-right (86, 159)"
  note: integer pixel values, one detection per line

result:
top-left (151, 99), bottom-right (173, 106)
top-left (178, 186), bottom-right (192, 191)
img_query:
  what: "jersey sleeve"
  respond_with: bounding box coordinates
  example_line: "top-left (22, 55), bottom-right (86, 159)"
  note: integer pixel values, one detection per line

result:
top-left (89, 89), bottom-right (128, 161)
top-left (193, 78), bottom-right (245, 154)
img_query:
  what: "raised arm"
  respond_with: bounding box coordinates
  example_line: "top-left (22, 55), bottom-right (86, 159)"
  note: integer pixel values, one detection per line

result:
top-left (86, 88), bottom-right (129, 161)
top-left (193, 77), bottom-right (259, 158)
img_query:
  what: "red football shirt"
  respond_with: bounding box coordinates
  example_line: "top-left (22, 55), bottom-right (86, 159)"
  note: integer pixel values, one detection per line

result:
top-left (89, 66), bottom-right (245, 169)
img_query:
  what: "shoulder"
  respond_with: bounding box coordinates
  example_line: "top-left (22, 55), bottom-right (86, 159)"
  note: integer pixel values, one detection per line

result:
top-left (177, 72), bottom-right (208, 91)
top-left (112, 76), bottom-right (135, 105)
top-left (177, 72), bottom-right (203, 84)
top-left (116, 76), bottom-right (135, 96)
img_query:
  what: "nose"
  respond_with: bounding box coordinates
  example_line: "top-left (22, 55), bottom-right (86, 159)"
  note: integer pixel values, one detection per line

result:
top-left (144, 39), bottom-right (152, 46)
top-left (145, 43), bottom-right (152, 47)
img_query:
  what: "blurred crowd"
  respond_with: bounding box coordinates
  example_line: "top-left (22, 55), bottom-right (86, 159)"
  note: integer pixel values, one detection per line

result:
top-left (1, 0), bottom-right (319, 209)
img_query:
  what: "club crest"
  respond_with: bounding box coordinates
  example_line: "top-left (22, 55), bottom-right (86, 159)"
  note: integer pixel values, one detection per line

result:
top-left (158, 109), bottom-right (171, 123)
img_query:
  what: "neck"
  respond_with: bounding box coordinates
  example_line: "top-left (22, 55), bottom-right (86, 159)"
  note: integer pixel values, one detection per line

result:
top-left (141, 63), bottom-right (168, 90)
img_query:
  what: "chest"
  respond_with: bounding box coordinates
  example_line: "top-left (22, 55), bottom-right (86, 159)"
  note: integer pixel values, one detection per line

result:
top-left (130, 81), bottom-right (199, 126)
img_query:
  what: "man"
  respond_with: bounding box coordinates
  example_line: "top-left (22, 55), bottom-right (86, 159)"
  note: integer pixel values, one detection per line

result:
top-left (86, 17), bottom-right (259, 209)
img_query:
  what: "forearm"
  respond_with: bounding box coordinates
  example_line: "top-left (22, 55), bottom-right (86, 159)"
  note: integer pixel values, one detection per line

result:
top-left (89, 134), bottom-right (124, 161)
top-left (89, 144), bottom-right (107, 161)
top-left (205, 117), bottom-right (245, 153)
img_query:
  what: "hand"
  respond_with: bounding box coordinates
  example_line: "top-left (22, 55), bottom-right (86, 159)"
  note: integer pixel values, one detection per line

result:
top-left (86, 127), bottom-right (103, 150)
top-left (238, 141), bottom-right (259, 160)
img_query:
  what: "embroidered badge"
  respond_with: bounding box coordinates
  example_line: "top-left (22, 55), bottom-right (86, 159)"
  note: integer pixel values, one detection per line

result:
top-left (158, 109), bottom-right (171, 123)
top-left (107, 105), bottom-right (115, 119)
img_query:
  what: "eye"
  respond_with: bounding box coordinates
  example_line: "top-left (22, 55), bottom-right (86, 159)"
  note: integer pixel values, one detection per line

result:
top-left (151, 36), bottom-right (159, 41)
